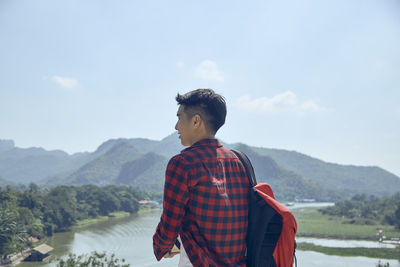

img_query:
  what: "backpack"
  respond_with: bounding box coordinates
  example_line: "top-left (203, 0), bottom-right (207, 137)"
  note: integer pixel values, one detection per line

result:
top-left (232, 150), bottom-right (297, 267)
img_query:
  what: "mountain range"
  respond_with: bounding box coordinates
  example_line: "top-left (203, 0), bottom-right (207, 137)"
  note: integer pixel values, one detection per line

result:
top-left (1, 133), bottom-right (399, 201)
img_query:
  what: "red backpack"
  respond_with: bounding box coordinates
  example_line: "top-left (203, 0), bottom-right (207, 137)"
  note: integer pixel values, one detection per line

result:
top-left (232, 150), bottom-right (297, 267)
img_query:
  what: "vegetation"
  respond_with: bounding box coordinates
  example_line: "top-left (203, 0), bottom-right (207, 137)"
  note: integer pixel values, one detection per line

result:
top-left (294, 200), bottom-right (400, 264)
top-left (253, 146), bottom-right (400, 198)
top-left (0, 184), bottom-right (147, 257)
top-left (297, 242), bottom-right (400, 261)
top-left (3, 136), bottom-right (400, 200)
top-left (377, 261), bottom-right (391, 267)
top-left (234, 144), bottom-right (332, 201)
top-left (319, 193), bottom-right (400, 229)
top-left (0, 205), bottom-right (27, 256)
top-left (293, 207), bottom-right (400, 240)
top-left (55, 251), bottom-right (130, 267)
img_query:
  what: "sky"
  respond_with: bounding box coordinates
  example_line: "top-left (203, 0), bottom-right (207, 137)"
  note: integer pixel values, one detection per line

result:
top-left (1, 0), bottom-right (400, 176)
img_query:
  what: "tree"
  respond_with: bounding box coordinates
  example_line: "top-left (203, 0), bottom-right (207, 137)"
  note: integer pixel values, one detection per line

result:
top-left (55, 251), bottom-right (130, 267)
top-left (0, 206), bottom-right (27, 257)
top-left (98, 190), bottom-right (120, 216)
top-left (17, 207), bottom-right (43, 238)
top-left (395, 204), bottom-right (400, 230)
top-left (43, 186), bottom-right (78, 232)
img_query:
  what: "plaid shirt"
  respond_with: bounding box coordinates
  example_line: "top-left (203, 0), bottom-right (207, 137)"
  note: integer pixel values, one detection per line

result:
top-left (153, 139), bottom-right (250, 266)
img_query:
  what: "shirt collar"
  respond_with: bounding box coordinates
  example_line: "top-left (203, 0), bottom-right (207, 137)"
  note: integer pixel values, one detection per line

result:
top-left (181, 138), bottom-right (222, 152)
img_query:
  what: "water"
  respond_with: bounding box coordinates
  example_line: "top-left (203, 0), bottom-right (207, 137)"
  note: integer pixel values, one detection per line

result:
top-left (287, 202), bottom-right (335, 210)
top-left (19, 211), bottom-right (179, 267)
top-left (297, 237), bottom-right (397, 248)
top-left (18, 203), bottom-right (399, 267)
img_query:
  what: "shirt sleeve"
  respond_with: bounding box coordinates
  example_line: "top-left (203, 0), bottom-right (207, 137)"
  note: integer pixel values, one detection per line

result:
top-left (153, 155), bottom-right (189, 261)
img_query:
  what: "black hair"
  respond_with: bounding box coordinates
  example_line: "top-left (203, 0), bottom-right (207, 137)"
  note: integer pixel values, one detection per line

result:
top-left (175, 89), bottom-right (227, 134)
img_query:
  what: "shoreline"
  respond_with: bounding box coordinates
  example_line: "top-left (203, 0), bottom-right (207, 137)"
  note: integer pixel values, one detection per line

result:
top-left (294, 206), bottom-right (400, 261)
top-left (9, 204), bottom-right (400, 265)
top-left (3, 211), bottom-right (134, 267)
top-left (73, 211), bottom-right (132, 229)
top-left (297, 242), bottom-right (400, 261)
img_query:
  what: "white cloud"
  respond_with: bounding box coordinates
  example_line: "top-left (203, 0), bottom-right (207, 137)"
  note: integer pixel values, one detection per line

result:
top-left (51, 75), bottom-right (79, 90)
top-left (236, 91), bottom-right (325, 115)
top-left (194, 60), bottom-right (224, 82)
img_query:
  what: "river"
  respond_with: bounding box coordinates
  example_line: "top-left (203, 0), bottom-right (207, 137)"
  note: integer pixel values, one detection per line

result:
top-left (18, 203), bottom-right (399, 267)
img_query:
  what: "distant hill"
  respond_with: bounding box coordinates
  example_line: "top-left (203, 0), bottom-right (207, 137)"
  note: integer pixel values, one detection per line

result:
top-left (1, 135), bottom-right (399, 200)
top-left (116, 152), bottom-right (168, 191)
top-left (63, 141), bottom-right (143, 185)
top-left (251, 147), bottom-right (400, 197)
top-left (0, 175), bottom-right (14, 186)
top-left (0, 140), bottom-right (15, 153)
top-left (0, 139), bottom-right (88, 184)
top-left (231, 144), bottom-right (334, 201)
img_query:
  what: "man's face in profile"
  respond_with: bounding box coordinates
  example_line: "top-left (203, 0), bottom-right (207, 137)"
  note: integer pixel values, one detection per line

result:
top-left (175, 105), bottom-right (194, 147)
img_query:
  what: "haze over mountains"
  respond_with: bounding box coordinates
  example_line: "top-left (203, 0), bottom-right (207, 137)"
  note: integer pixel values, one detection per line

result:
top-left (1, 133), bottom-right (399, 201)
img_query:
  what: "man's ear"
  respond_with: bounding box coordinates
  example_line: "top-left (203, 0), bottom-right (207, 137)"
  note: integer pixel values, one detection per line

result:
top-left (192, 114), bottom-right (202, 128)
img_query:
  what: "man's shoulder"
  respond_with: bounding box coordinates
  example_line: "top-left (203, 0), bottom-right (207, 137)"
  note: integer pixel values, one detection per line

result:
top-left (171, 149), bottom-right (197, 163)
top-left (181, 143), bottom-right (236, 161)
top-left (168, 151), bottom-right (194, 165)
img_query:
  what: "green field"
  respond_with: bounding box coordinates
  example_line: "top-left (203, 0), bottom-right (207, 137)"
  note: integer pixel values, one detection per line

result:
top-left (74, 211), bottom-right (131, 228)
top-left (293, 207), bottom-right (400, 261)
top-left (293, 207), bottom-right (400, 240)
top-left (297, 243), bottom-right (400, 261)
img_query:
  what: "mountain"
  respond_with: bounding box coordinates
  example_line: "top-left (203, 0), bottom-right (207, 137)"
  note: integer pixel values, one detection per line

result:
top-left (116, 152), bottom-right (168, 191)
top-left (231, 144), bottom-right (332, 201)
top-left (63, 141), bottom-right (143, 185)
top-left (53, 135), bottom-right (182, 188)
top-left (1, 135), bottom-right (399, 200)
top-left (0, 175), bottom-right (14, 186)
top-left (0, 139), bottom-right (88, 184)
top-left (0, 140), bottom-right (15, 153)
top-left (251, 147), bottom-right (400, 197)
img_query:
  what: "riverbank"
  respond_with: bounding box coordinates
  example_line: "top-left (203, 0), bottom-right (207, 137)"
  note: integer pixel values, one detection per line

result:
top-left (297, 243), bottom-right (400, 261)
top-left (293, 207), bottom-right (400, 261)
top-left (15, 206), bottom-right (400, 267)
top-left (293, 207), bottom-right (400, 240)
top-left (73, 211), bottom-right (131, 229)
top-left (0, 212), bottom-right (133, 267)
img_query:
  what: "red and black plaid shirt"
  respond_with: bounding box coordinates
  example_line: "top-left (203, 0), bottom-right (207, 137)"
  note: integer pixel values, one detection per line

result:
top-left (153, 139), bottom-right (250, 266)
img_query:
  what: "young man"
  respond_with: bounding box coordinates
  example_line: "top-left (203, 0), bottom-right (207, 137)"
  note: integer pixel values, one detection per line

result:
top-left (153, 89), bottom-right (250, 266)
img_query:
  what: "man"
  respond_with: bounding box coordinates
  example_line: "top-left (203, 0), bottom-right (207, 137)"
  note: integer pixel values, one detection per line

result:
top-left (153, 89), bottom-right (250, 266)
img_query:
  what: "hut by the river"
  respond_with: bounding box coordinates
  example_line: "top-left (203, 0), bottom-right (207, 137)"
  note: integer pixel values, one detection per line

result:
top-left (24, 244), bottom-right (54, 262)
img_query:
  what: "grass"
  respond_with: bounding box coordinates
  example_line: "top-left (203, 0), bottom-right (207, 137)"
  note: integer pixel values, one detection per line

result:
top-left (297, 242), bottom-right (400, 261)
top-left (293, 207), bottom-right (400, 261)
top-left (293, 207), bottom-right (400, 240)
top-left (74, 211), bottom-right (131, 228)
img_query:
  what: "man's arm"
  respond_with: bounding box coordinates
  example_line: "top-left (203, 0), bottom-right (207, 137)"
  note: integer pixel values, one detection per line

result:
top-left (153, 155), bottom-right (189, 260)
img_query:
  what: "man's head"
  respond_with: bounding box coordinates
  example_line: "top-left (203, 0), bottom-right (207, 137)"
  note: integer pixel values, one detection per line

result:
top-left (175, 89), bottom-right (227, 146)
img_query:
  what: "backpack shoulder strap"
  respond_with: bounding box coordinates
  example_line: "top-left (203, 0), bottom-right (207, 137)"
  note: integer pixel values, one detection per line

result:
top-left (231, 149), bottom-right (257, 187)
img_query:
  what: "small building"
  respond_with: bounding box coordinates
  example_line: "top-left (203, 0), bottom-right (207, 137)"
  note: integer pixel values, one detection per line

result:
top-left (24, 244), bottom-right (54, 262)
top-left (139, 200), bottom-right (160, 206)
top-left (28, 236), bottom-right (39, 243)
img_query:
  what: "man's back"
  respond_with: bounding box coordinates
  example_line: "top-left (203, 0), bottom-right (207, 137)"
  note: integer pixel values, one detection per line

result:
top-left (153, 89), bottom-right (249, 266)
top-left (154, 139), bottom-right (250, 266)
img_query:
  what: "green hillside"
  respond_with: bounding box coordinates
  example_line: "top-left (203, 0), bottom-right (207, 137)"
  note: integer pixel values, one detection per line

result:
top-left (1, 135), bottom-right (399, 201)
top-left (0, 145), bottom-right (75, 183)
top-left (116, 152), bottom-right (168, 191)
top-left (252, 147), bottom-right (400, 197)
top-left (65, 141), bottom-right (143, 185)
top-left (232, 144), bottom-right (332, 201)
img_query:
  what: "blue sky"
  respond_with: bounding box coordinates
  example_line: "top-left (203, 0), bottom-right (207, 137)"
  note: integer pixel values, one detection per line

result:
top-left (1, 0), bottom-right (400, 176)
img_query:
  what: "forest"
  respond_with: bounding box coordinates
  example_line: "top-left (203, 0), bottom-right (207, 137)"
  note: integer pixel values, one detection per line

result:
top-left (0, 184), bottom-right (151, 257)
top-left (319, 192), bottom-right (400, 228)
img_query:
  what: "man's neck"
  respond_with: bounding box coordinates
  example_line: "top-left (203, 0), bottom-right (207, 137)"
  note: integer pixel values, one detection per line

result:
top-left (190, 133), bottom-right (215, 146)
